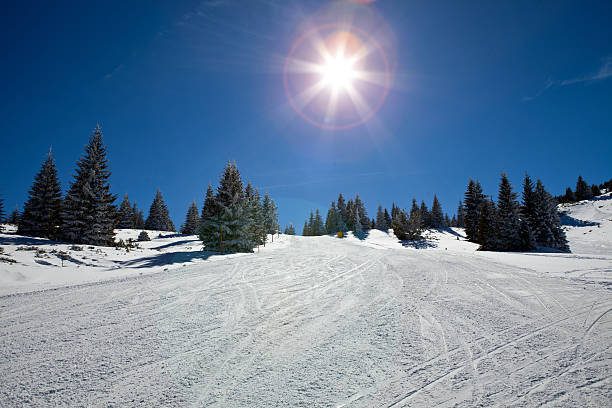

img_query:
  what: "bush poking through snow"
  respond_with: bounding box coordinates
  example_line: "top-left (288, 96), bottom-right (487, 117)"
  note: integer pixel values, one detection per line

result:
top-left (138, 231), bottom-right (151, 242)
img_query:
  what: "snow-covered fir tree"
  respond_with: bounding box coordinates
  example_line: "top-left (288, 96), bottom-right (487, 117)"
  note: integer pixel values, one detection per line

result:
top-left (181, 201), bottom-right (201, 234)
top-left (464, 179), bottom-right (484, 243)
top-left (302, 220), bottom-right (309, 236)
top-left (456, 201), bottom-right (465, 228)
top-left (532, 180), bottom-right (569, 251)
top-left (375, 204), bottom-right (386, 230)
top-left (496, 173), bottom-right (523, 251)
top-left (383, 208), bottom-right (392, 229)
top-left (201, 184), bottom-right (218, 223)
top-left (430, 195), bottom-right (444, 228)
top-left (216, 161), bottom-right (244, 210)
top-left (575, 175), bottom-right (592, 201)
top-left (478, 199), bottom-right (499, 251)
top-left (284, 223), bottom-right (296, 235)
top-left (117, 194), bottom-right (134, 229)
top-left (262, 193), bottom-right (278, 242)
top-left (8, 207), bottom-right (19, 225)
top-left (132, 203), bottom-right (145, 229)
top-left (61, 126), bottom-right (117, 245)
top-left (354, 194), bottom-right (369, 230)
top-left (145, 189), bottom-right (174, 231)
top-left (419, 201), bottom-right (431, 229)
top-left (18, 150), bottom-right (63, 239)
top-left (199, 205), bottom-right (252, 253)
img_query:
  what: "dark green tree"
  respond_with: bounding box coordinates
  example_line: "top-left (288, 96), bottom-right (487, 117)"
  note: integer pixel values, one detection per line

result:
top-left (19, 150), bottom-right (63, 239)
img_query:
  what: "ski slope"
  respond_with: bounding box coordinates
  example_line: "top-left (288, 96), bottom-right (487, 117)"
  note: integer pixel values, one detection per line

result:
top-left (0, 196), bottom-right (611, 407)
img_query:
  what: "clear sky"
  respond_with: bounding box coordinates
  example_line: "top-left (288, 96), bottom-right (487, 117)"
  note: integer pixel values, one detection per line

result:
top-left (2, 0), bottom-right (611, 231)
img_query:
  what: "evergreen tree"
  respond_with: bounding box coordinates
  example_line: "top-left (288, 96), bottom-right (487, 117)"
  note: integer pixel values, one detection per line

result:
top-left (8, 207), bottom-right (19, 225)
top-left (496, 173), bottom-right (522, 251)
top-left (419, 201), bottom-right (431, 229)
top-left (450, 215), bottom-right (457, 227)
top-left (0, 194), bottom-right (4, 232)
top-left (284, 223), bottom-right (296, 235)
top-left (354, 194), bottom-right (369, 230)
top-left (201, 184), bottom-right (218, 222)
top-left (61, 125), bottom-right (117, 245)
top-left (18, 150), bottom-right (63, 239)
top-left (345, 199), bottom-right (355, 231)
top-left (591, 184), bottom-right (601, 197)
top-left (337, 193), bottom-right (347, 224)
top-left (521, 174), bottom-right (536, 229)
top-left (117, 194), bottom-right (134, 229)
top-left (383, 208), bottom-right (392, 229)
top-left (392, 209), bottom-right (409, 240)
top-left (464, 179), bottom-right (484, 243)
top-left (456, 201), bottom-right (465, 228)
top-left (563, 187), bottom-right (575, 203)
top-left (391, 202), bottom-right (400, 223)
top-left (532, 180), bottom-right (569, 251)
top-left (302, 220), bottom-right (309, 236)
top-left (478, 199), bottom-right (499, 251)
top-left (244, 188), bottom-right (263, 247)
top-left (430, 195), bottom-right (444, 228)
top-left (181, 201), bottom-right (201, 234)
top-left (262, 193), bottom-right (278, 242)
top-left (312, 209), bottom-right (324, 235)
top-left (325, 202), bottom-right (341, 234)
top-left (444, 214), bottom-right (451, 227)
top-left (375, 204), bottom-right (386, 230)
top-left (575, 175), bottom-right (592, 201)
top-left (306, 211), bottom-right (314, 236)
top-left (216, 161), bottom-right (244, 210)
top-left (145, 189), bottom-right (174, 231)
top-left (132, 203), bottom-right (145, 229)
top-left (407, 199), bottom-right (423, 239)
top-left (199, 205), bottom-right (252, 253)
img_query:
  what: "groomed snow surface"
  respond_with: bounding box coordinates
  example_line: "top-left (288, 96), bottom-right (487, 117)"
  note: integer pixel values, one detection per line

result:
top-left (1, 195), bottom-right (611, 407)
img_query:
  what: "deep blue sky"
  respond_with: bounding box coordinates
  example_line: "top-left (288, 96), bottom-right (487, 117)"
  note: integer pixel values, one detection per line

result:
top-left (2, 0), bottom-right (611, 231)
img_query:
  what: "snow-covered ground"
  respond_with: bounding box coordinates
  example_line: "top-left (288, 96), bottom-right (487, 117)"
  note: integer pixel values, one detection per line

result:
top-left (0, 196), bottom-right (610, 406)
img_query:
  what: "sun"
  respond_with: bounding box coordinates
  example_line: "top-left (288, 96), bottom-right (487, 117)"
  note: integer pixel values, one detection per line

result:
top-left (283, 25), bottom-right (391, 130)
top-left (320, 53), bottom-right (357, 91)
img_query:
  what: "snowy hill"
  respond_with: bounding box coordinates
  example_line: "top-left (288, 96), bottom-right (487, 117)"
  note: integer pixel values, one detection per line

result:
top-left (0, 196), bottom-right (611, 406)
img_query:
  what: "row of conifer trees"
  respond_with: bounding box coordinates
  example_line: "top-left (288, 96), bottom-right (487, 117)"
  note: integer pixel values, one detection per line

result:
top-left (301, 173), bottom-right (575, 252)
top-left (4, 126), bottom-right (279, 252)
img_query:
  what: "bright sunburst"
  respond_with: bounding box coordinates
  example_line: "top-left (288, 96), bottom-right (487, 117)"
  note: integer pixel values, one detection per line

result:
top-left (283, 24), bottom-right (391, 130)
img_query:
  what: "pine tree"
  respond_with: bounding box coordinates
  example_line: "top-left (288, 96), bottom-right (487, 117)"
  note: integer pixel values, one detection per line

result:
top-left (201, 184), bottom-right (218, 222)
top-left (444, 214), bottom-right (451, 227)
top-left (18, 150), bottom-right (63, 239)
top-left (216, 161), bottom-right (244, 210)
top-left (117, 194), bottom-right (134, 229)
top-left (8, 207), bottom-right (19, 225)
top-left (0, 193), bottom-right (4, 232)
top-left (532, 180), bottom-right (569, 251)
top-left (575, 175), bottom-right (592, 201)
top-left (181, 201), bottom-right (201, 234)
top-left (450, 215), bottom-right (457, 227)
top-left (478, 199), bottom-right (499, 251)
top-left (312, 209), bottom-right (324, 235)
top-left (284, 223), bottom-right (296, 235)
top-left (456, 201), bottom-right (466, 228)
top-left (302, 220), bottom-right (309, 236)
top-left (337, 193), bottom-right (347, 224)
top-left (244, 188), bottom-right (263, 247)
top-left (391, 202), bottom-right (400, 223)
top-left (392, 209), bottom-right (409, 240)
top-left (464, 179), bottom-right (484, 243)
top-left (199, 205), bottom-right (252, 253)
top-left (306, 211), bottom-right (315, 236)
top-left (591, 184), bottom-right (601, 197)
top-left (145, 189), bottom-right (174, 231)
top-left (407, 199), bottom-right (423, 239)
top-left (354, 194), bottom-right (369, 230)
top-left (521, 174), bottom-right (536, 228)
top-left (61, 126), bottom-right (117, 245)
top-left (496, 173), bottom-right (522, 251)
top-left (375, 204), bottom-right (386, 230)
top-left (325, 202), bottom-right (341, 234)
top-left (132, 203), bottom-right (145, 229)
top-left (430, 195), bottom-right (444, 228)
top-left (262, 193), bottom-right (278, 242)
top-left (563, 187), bottom-right (575, 203)
top-left (383, 208), bottom-right (392, 229)
top-left (419, 201), bottom-right (431, 229)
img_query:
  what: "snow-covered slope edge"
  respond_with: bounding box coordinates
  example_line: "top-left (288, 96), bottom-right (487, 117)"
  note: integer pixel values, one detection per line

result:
top-left (0, 228), bottom-right (289, 296)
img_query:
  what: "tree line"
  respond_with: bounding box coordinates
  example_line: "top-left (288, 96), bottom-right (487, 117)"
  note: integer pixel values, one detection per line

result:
top-left (2, 125), bottom-right (279, 253)
top-left (555, 175), bottom-right (611, 204)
